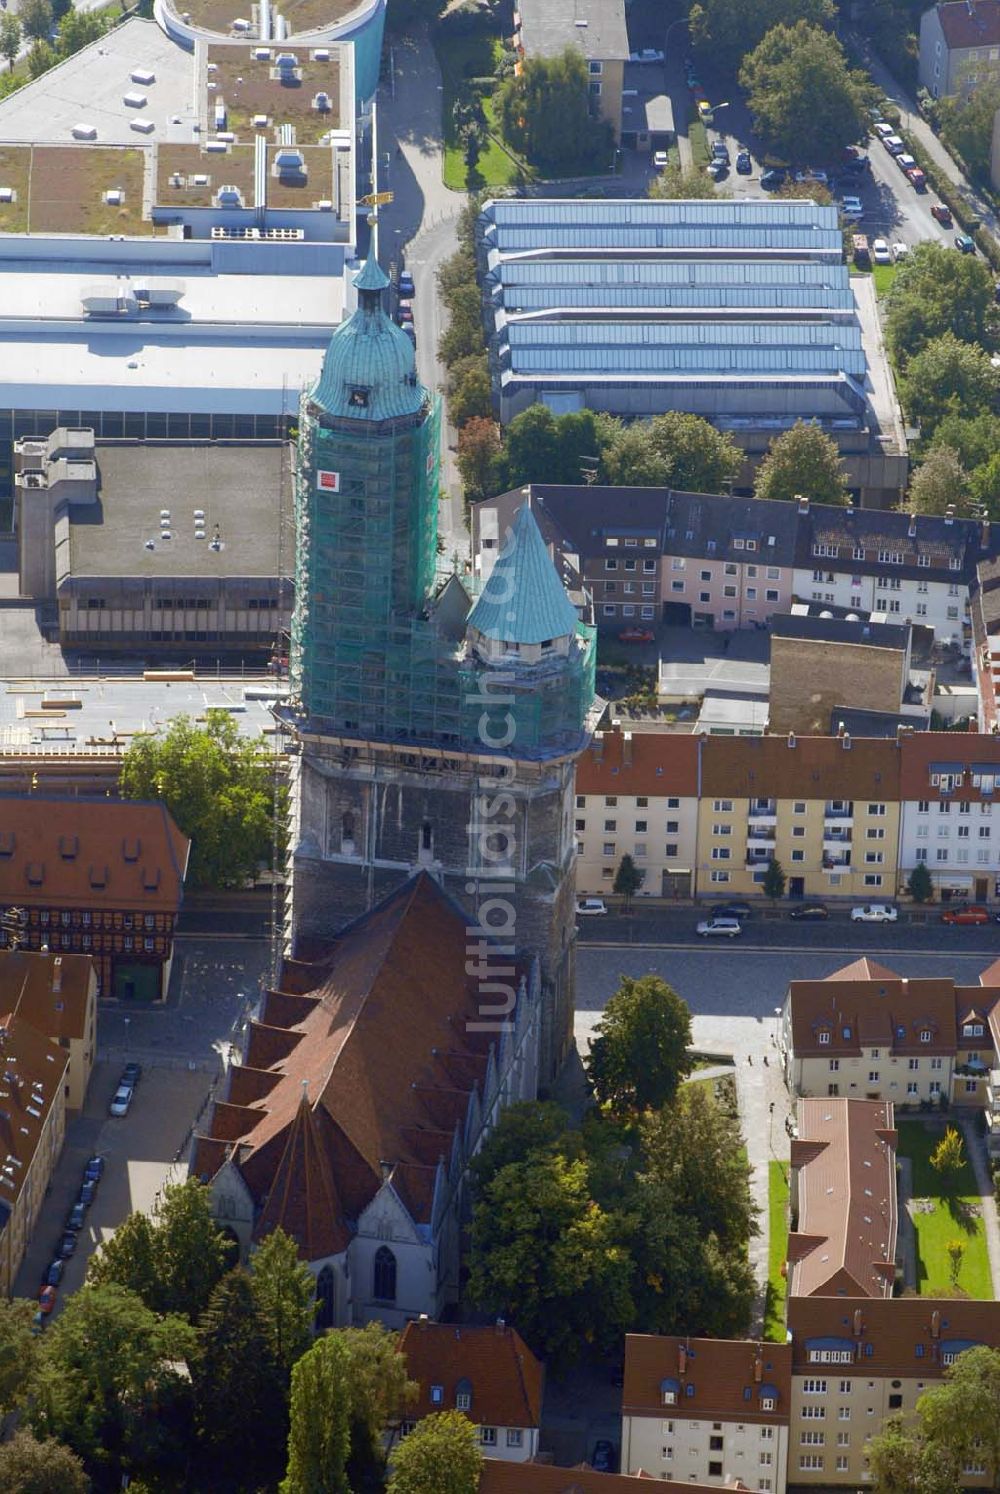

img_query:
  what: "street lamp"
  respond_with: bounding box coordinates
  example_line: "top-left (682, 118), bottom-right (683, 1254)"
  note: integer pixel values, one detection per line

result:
top-left (663, 15), bottom-right (689, 58)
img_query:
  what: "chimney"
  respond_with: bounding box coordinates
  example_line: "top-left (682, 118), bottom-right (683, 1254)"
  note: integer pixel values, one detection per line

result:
top-left (842, 733), bottom-right (852, 751)
top-left (418, 1313), bottom-right (429, 1330)
top-left (983, 519), bottom-right (991, 548)
top-left (495, 1317), bottom-right (507, 1335)
top-left (931, 1310), bottom-right (941, 1339)
top-left (787, 732), bottom-right (796, 749)
top-left (623, 731), bottom-right (633, 768)
top-left (945, 505), bottom-right (955, 527)
top-left (379, 1158), bottom-right (393, 1182)
top-left (853, 1308), bottom-right (864, 1337)
top-left (753, 1351), bottom-right (763, 1383)
top-left (51, 956), bottom-right (61, 994)
top-left (678, 1344), bottom-right (687, 1375)
top-left (908, 513), bottom-right (917, 539)
top-left (837, 720), bottom-right (845, 737)
top-left (796, 494), bottom-right (809, 514)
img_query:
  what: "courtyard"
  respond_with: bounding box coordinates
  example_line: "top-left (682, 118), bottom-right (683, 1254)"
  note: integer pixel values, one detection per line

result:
top-left (897, 1118), bottom-right (993, 1299)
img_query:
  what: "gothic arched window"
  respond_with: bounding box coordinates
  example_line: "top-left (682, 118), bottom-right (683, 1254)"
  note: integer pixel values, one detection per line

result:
top-left (373, 1245), bottom-right (397, 1302)
top-left (315, 1265), bottom-right (335, 1330)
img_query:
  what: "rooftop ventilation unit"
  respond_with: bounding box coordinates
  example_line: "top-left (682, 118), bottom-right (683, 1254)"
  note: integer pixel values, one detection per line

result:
top-left (253, 113), bottom-right (269, 127)
top-left (0, 187), bottom-right (14, 203)
top-left (312, 91), bottom-right (331, 111)
top-left (131, 67), bottom-right (155, 85)
top-left (216, 184), bottom-right (243, 205)
top-left (275, 51), bottom-right (298, 67)
top-left (130, 119), bottom-right (155, 134)
top-left (253, 46), bottom-right (271, 59)
top-left (72, 123), bottom-right (97, 140)
top-left (275, 147), bottom-right (304, 171)
top-left (122, 91), bottom-right (146, 108)
top-left (205, 141), bottom-right (228, 153)
top-left (104, 189), bottom-right (123, 205)
top-left (191, 173), bottom-right (210, 186)
top-left (312, 47), bottom-right (329, 59)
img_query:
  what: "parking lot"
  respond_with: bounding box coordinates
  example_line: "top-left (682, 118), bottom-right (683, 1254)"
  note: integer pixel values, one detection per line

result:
top-left (13, 1058), bottom-right (216, 1313)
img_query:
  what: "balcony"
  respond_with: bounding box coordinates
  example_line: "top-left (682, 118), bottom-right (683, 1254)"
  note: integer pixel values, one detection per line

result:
top-left (823, 831), bottom-right (853, 849)
top-left (748, 801), bottom-right (777, 825)
top-left (747, 830), bottom-right (776, 845)
top-left (824, 804), bottom-right (853, 821)
top-left (823, 853), bottom-right (852, 869)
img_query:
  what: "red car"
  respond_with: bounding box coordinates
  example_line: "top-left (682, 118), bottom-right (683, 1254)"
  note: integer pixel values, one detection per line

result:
top-left (931, 202), bottom-right (953, 226)
top-left (940, 904), bottom-right (990, 925)
top-left (619, 628), bottom-right (655, 643)
top-left (38, 1285), bottom-right (57, 1315)
top-left (907, 167), bottom-right (927, 190)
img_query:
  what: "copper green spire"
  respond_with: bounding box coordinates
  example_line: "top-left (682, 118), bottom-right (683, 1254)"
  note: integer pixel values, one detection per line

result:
top-left (310, 253), bottom-right (425, 421)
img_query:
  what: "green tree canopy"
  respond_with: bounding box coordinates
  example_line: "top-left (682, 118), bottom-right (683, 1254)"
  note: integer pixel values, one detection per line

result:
top-left (939, 81), bottom-right (1000, 185)
top-left (0, 1298), bottom-right (40, 1415)
top-left (866, 1416), bottom-right (961, 1494)
top-left (901, 332), bottom-right (1000, 435)
top-left (18, 0), bottom-right (51, 41)
top-left (448, 359), bottom-right (493, 430)
top-left (469, 1099), bottom-right (577, 1195)
top-left (281, 1332), bottom-right (352, 1494)
top-left (918, 1345), bottom-right (1000, 1486)
top-left (884, 241), bottom-right (995, 365)
top-left (0, 14), bottom-right (21, 67)
top-left (763, 856), bottom-right (786, 902)
top-left (612, 854), bottom-right (644, 911)
top-left (57, 7), bottom-right (108, 55)
top-left (0, 1430), bottom-right (90, 1494)
top-left (932, 411), bottom-right (1000, 471)
top-left (689, 0), bottom-right (835, 75)
top-left (907, 447), bottom-right (973, 518)
top-left (649, 161), bottom-right (720, 200)
top-left (601, 411), bottom-right (742, 493)
top-left (497, 47), bottom-right (611, 175)
top-left (468, 1150), bottom-right (633, 1366)
top-left (640, 1084), bottom-right (758, 1251)
top-left (907, 861), bottom-right (934, 904)
top-left (88, 1177), bottom-right (230, 1322)
top-left (969, 452), bottom-right (1000, 517)
top-left (31, 1283), bottom-right (196, 1486)
top-left (586, 974), bottom-right (693, 1116)
top-left (753, 420), bottom-right (850, 505)
top-left (625, 1186), bottom-right (756, 1337)
top-left (740, 22), bottom-right (876, 165)
top-left (119, 709), bottom-right (276, 888)
top-left (250, 1226), bottom-right (316, 1381)
top-left (388, 1411), bottom-right (482, 1494)
top-left (497, 404), bottom-right (606, 489)
top-left (457, 416), bottom-right (501, 499)
top-left (438, 282), bottom-right (482, 367)
top-left (195, 1270), bottom-right (288, 1494)
top-left (929, 1126), bottom-right (964, 1186)
top-left (339, 1323), bottom-right (417, 1488)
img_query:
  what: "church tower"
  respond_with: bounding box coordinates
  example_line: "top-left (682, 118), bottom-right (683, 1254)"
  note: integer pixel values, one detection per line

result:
top-left (284, 256), bottom-right (597, 1076)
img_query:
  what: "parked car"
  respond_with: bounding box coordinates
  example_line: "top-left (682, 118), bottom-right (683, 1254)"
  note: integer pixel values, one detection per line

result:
top-left (760, 168), bottom-right (785, 190)
top-left (121, 1062), bottom-right (142, 1087)
top-left (940, 904), bottom-right (990, 925)
top-left (896, 152), bottom-right (917, 174)
top-left (789, 902), bottom-right (829, 921)
top-left (109, 1083), bottom-right (133, 1118)
top-left (38, 1285), bottom-right (57, 1315)
top-left (56, 1232), bottom-right (77, 1260)
top-left (576, 898), bottom-right (608, 916)
top-left (402, 323), bottom-right (416, 346)
top-left (851, 903), bottom-right (898, 922)
top-left (45, 1259), bottom-right (64, 1287)
top-left (852, 233), bottom-right (871, 267)
top-left (712, 901), bottom-right (752, 920)
top-left (736, 149), bottom-right (752, 174)
top-left (84, 1155), bottom-right (105, 1182)
top-left (707, 158), bottom-right (727, 180)
top-left (630, 47), bottom-right (664, 62)
top-left (840, 197), bottom-right (863, 221)
top-left (907, 166), bottom-right (927, 190)
top-left (591, 1441), bottom-right (617, 1474)
top-left (696, 917), bottom-right (742, 938)
top-left (79, 1179), bottom-right (97, 1208)
top-left (711, 142), bottom-right (730, 162)
top-left (397, 270), bottom-right (414, 297)
top-left (955, 233), bottom-right (976, 254)
top-left (871, 238), bottom-right (892, 265)
top-left (397, 301), bottom-right (414, 324)
top-left (873, 121), bottom-right (894, 139)
top-left (882, 134), bottom-right (905, 154)
top-left (697, 99), bottom-right (713, 120)
top-left (843, 147), bottom-right (869, 174)
top-left (619, 627), bottom-right (654, 643)
top-left (931, 202), bottom-right (953, 225)
top-left (793, 169), bottom-right (829, 184)
top-left (66, 1202), bottom-right (86, 1232)
top-left (892, 241), bottom-right (909, 261)
top-left (652, 149), bottom-right (669, 170)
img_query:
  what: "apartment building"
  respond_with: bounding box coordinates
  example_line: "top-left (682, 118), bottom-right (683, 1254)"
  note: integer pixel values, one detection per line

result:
top-left (787, 1295), bottom-right (1000, 1486)
top-left (513, 0), bottom-right (628, 142)
top-left (898, 730), bottom-right (1000, 903)
top-left (398, 1319), bottom-right (543, 1463)
top-left (0, 949), bottom-right (96, 1112)
top-left (919, 0), bottom-right (1000, 97)
top-left (788, 1099), bottom-right (898, 1301)
top-left (793, 501), bottom-right (986, 645)
top-left (697, 736), bottom-right (902, 901)
top-left (575, 729), bottom-right (699, 898)
top-left (781, 955), bottom-right (1000, 1112)
top-left (768, 615), bottom-right (917, 738)
top-left (471, 489), bottom-right (997, 642)
top-left (971, 555), bottom-right (1000, 729)
top-left (0, 1009), bottom-right (68, 1296)
top-left (622, 1333), bottom-right (791, 1492)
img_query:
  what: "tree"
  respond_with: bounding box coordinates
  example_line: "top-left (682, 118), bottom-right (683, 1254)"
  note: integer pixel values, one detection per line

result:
top-left (438, 283), bottom-right (482, 367)
top-left (739, 23), bottom-right (876, 165)
top-left (640, 1085), bottom-right (758, 1252)
top-left (649, 161), bottom-right (720, 200)
top-left (763, 855), bottom-right (786, 903)
top-left (969, 451), bottom-right (1000, 517)
top-left (339, 1323), bottom-right (417, 1487)
top-left (250, 1227), bottom-right (316, 1381)
top-left (929, 1126), bottom-right (964, 1187)
top-left (939, 81), bottom-right (1000, 185)
top-left (933, 411), bottom-right (1000, 472)
top-left (947, 1238), bottom-right (965, 1288)
top-left (885, 241), bottom-right (995, 365)
top-left (469, 1099), bottom-right (576, 1195)
top-left (0, 1430), bottom-right (90, 1494)
top-left (467, 1150), bottom-right (633, 1366)
top-left (119, 710), bottom-right (276, 888)
top-left (612, 854), bottom-right (644, 912)
top-left (908, 447), bottom-right (972, 518)
top-left (918, 1345), bottom-right (1000, 1486)
top-left (901, 332), bottom-right (1000, 435)
top-left (388, 1411), bottom-right (482, 1494)
top-left (0, 14), bottom-right (20, 69)
top-left (753, 420), bottom-right (849, 505)
top-left (498, 405), bottom-right (605, 490)
top-left (497, 47), bottom-right (611, 176)
top-left (456, 415), bottom-right (500, 500)
top-left (18, 0), bottom-right (51, 41)
top-left (0, 1298), bottom-right (39, 1415)
top-left (601, 411), bottom-right (741, 494)
top-left (89, 1178), bottom-right (230, 1321)
top-left (195, 1270), bottom-right (288, 1494)
top-left (282, 1333), bottom-right (352, 1494)
top-left (867, 1416), bottom-right (961, 1494)
top-left (57, 7), bottom-right (107, 54)
top-left (626, 1184), bottom-right (756, 1338)
top-left (26, 39), bottom-right (55, 77)
top-left (30, 1283), bottom-right (196, 1486)
top-left (587, 974), bottom-right (693, 1116)
top-left (447, 356), bottom-right (492, 428)
top-left (907, 861), bottom-right (934, 904)
top-left (689, 0), bottom-right (835, 76)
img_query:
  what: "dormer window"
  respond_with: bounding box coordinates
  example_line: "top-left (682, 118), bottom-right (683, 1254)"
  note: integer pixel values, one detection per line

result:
top-left (818, 1030), bottom-right (831, 1045)
top-left (430, 1385), bottom-right (443, 1406)
top-left (920, 1029), bottom-right (932, 1043)
top-left (842, 1027), bottom-right (852, 1040)
top-left (348, 386), bottom-right (370, 408)
top-left (964, 1024), bottom-right (984, 1038)
top-left (455, 1378), bottom-right (472, 1411)
top-left (761, 1397), bottom-right (776, 1411)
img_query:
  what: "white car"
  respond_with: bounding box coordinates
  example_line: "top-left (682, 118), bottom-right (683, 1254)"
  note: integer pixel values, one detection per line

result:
top-left (576, 898), bottom-right (608, 916)
top-left (109, 1083), bottom-right (134, 1117)
top-left (873, 121), bottom-right (894, 139)
top-left (871, 238), bottom-right (892, 265)
top-left (882, 134), bottom-right (905, 155)
top-left (696, 917), bottom-right (742, 938)
top-left (652, 150), bottom-right (669, 170)
top-left (630, 47), bottom-right (665, 63)
top-left (794, 169), bottom-right (829, 184)
top-left (840, 197), bottom-right (863, 220)
top-left (850, 903), bottom-right (898, 923)
top-left (892, 241), bottom-right (908, 261)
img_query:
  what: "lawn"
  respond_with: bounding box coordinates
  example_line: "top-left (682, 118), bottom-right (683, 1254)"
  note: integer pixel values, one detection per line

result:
top-left (434, 32), bottom-right (529, 192)
top-left (764, 1160), bottom-right (789, 1341)
top-left (897, 1120), bottom-right (993, 1299)
top-left (872, 263), bottom-right (898, 297)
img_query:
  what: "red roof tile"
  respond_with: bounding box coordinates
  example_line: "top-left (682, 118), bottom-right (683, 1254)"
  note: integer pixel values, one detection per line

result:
top-left (399, 1320), bottom-right (544, 1428)
top-left (899, 732), bottom-right (1000, 801)
top-left (788, 973), bottom-right (962, 1058)
top-left (936, 0), bottom-right (1000, 50)
top-left (700, 735), bottom-right (900, 800)
top-left (577, 729), bottom-right (699, 798)
top-left (788, 1295), bottom-right (1000, 1375)
top-left (0, 950), bottom-right (94, 1042)
top-left (623, 1334), bottom-right (791, 1425)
